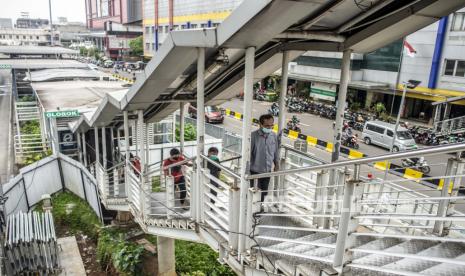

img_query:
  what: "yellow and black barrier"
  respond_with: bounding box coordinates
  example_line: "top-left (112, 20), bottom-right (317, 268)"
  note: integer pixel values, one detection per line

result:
top-left (112, 74), bottom-right (135, 84)
top-left (224, 108), bottom-right (448, 191)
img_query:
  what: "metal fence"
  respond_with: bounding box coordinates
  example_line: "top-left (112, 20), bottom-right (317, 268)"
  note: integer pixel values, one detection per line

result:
top-left (2, 153), bottom-right (102, 220)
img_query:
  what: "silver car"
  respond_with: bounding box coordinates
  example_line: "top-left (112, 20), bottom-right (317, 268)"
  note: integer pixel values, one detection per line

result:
top-left (362, 120), bottom-right (417, 152)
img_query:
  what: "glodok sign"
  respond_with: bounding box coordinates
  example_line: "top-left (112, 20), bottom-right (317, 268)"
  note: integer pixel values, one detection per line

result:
top-left (45, 110), bottom-right (80, 118)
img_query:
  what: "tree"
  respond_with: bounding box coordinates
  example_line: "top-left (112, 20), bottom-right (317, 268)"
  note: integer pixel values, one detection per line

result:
top-left (129, 36), bottom-right (143, 56)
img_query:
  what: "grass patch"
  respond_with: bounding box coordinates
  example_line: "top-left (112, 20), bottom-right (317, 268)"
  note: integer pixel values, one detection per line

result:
top-left (143, 236), bottom-right (234, 275)
top-left (34, 191), bottom-right (102, 240)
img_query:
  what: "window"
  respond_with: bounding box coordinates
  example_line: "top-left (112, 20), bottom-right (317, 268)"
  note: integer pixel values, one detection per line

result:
top-left (145, 26), bottom-right (150, 34)
top-left (366, 124), bottom-right (385, 134)
top-left (164, 25), bottom-right (169, 33)
top-left (29, 36), bottom-right (32, 39)
top-left (444, 59), bottom-right (465, 77)
top-left (212, 23), bottom-right (220, 27)
top-left (457, 61), bottom-right (465, 77)
top-left (200, 23), bottom-right (208, 28)
top-left (152, 43), bottom-right (155, 50)
top-left (158, 26), bottom-right (162, 33)
top-left (23, 35), bottom-right (26, 39)
top-left (190, 24), bottom-right (197, 29)
top-left (387, 130), bottom-right (393, 137)
top-left (451, 12), bottom-right (465, 31)
top-left (145, 43), bottom-right (150, 50)
top-left (397, 131), bottom-right (412, 140)
top-left (36, 36), bottom-right (39, 40)
top-left (9, 35), bottom-right (12, 39)
top-left (16, 35), bottom-right (19, 39)
top-left (151, 26), bottom-right (155, 33)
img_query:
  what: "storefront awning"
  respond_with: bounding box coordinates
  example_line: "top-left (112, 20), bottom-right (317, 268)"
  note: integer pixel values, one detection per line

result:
top-left (288, 73), bottom-right (390, 90)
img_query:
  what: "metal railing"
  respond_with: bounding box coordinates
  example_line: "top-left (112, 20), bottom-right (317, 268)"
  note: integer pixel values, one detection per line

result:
top-left (434, 115), bottom-right (465, 134)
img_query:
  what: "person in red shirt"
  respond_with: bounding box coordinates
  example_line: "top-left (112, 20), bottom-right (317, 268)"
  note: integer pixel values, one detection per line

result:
top-left (130, 153), bottom-right (141, 176)
top-left (163, 148), bottom-right (187, 205)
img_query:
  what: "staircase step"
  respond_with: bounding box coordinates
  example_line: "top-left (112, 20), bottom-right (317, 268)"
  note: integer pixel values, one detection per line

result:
top-left (420, 252), bottom-right (465, 276)
top-left (352, 240), bottom-right (439, 268)
top-left (382, 242), bottom-right (465, 273)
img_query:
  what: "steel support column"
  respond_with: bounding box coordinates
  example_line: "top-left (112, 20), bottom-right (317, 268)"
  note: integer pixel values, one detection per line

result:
top-left (82, 132), bottom-right (88, 167)
top-left (137, 110), bottom-right (146, 216)
top-left (180, 102), bottom-right (185, 153)
top-left (94, 127), bottom-right (100, 166)
top-left (76, 132), bottom-right (83, 163)
top-left (195, 48), bottom-right (206, 224)
top-left (238, 46), bottom-right (255, 255)
top-left (123, 111), bottom-right (130, 197)
top-left (433, 158), bottom-right (457, 235)
top-left (278, 51), bottom-right (289, 136)
top-left (332, 49), bottom-right (352, 162)
top-left (102, 127), bottom-right (107, 169)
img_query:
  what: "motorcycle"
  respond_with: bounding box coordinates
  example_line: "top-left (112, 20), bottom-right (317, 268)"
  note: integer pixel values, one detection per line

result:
top-left (287, 117), bottom-right (301, 133)
top-left (342, 134), bottom-right (359, 149)
top-left (401, 157), bottom-right (431, 174)
top-left (268, 103), bottom-right (279, 116)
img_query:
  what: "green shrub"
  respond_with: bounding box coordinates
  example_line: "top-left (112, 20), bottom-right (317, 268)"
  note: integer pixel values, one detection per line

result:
top-left (175, 240), bottom-right (235, 276)
top-left (175, 123), bottom-right (196, 142)
top-left (18, 95), bottom-right (35, 102)
top-left (20, 120), bottom-right (41, 135)
top-left (97, 229), bottom-right (145, 275)
top-left (152, 175), bottom-right (164, 192)
top-left (373, 102), bottom-right (386, 114)
top-left (35, 192), bottom-right (102, 240)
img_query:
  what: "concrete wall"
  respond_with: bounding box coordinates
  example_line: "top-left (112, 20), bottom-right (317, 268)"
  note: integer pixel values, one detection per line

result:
top-left (438, 8), bottom-right (465, 92)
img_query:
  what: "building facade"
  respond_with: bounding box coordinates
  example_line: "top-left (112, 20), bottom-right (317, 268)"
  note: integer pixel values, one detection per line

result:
top-left (0, 18), bottom-right (13, 29)
top-left (85, 0), bottom-right (143, 59)
top-left (142, 0), bottom-right (242, 57)
top-left (288, 8), bottom-right (465, 125)
top-left (16, 18), bottom-right (49, 29)
top-left (0, 28), bottom-right (59, 46)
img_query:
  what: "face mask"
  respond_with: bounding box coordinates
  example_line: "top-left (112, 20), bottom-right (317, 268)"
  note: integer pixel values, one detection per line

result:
top-left (209, 155), bottom-right (219, 162)
top-left (261, 127), bottom-right (272, 134)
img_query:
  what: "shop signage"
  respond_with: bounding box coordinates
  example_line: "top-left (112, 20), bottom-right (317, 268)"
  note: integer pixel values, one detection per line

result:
top-left (45, 110), bottom-right (80, 118)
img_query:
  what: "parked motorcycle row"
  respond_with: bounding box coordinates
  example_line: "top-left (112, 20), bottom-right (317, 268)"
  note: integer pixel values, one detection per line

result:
top-left (408, 126), bottom-right (465, 146)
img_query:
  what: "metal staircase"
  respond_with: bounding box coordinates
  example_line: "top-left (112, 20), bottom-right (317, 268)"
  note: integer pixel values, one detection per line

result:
top-left (87, 141), bottom-right (465, 275)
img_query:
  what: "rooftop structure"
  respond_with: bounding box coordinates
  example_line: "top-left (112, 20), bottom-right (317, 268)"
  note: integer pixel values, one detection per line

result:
top-left (24, 68), bottom-right (108, 82)
top-left (0, 18), bottom-right (13, 29)
top-left (0, 46), bottom-right (78, 56)
top-left (16, 18), bottom-right (49, 29)
top-left (32, 80), bottom-right (128, 113)
top-left (0, 59), bottom-right (87, 69)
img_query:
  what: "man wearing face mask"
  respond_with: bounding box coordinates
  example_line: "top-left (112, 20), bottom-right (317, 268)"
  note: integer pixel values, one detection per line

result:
top-left (163, 148), bottom-right (187, 206)
top-left (250, 114), bottom-right (280, 202)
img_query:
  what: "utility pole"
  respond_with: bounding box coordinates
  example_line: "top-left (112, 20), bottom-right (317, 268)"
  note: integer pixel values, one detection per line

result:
top-left (48, 0), bottom-right (53, 46)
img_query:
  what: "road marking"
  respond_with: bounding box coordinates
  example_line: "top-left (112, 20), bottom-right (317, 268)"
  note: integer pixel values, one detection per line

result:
top-left (300, 122), bottom-right (311, 127)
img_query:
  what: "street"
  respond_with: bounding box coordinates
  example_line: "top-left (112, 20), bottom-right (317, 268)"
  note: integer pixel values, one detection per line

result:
top-left (0, 70), bottom-right (12, 184)
top-left (219, 98), bottom-right (450, 178)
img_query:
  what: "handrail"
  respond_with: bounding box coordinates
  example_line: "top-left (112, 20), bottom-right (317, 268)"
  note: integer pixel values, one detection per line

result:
top-left (248, 143), bottom-right (465, 179)
top-left (281, 144), bottom-right (326, 164)
top-left (200, 154), bottom-right (241, 179)
top-left (162, 156), bottom-right (196, 170)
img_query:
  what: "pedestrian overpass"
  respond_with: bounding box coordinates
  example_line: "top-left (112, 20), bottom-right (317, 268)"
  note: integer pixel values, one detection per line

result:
top-left (5, 0), bottom-right (465, 275)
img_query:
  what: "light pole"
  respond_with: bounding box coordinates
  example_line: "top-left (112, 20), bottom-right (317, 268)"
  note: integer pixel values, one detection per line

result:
top-left (379, 79), bottom-right (420, 197)
top-left (48, 0), bottom-right (53, 46)
top-left (389, 79), bottom-right (421, 153)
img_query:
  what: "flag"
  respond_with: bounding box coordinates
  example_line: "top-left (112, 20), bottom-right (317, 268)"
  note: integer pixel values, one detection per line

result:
top-left (403, 40), bottom-right (417, 57)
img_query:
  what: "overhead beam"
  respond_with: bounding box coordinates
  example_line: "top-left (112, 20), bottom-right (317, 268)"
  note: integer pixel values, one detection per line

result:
top-left (336, 0), bottom-right (396, 33)
top-left (299, 0), bottom-right (349, 30)
top-left (275, 31), bottom-right (345, 42)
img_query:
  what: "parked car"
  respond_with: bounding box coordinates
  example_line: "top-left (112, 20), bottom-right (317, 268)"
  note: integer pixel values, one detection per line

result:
top-left (188, 104), bottom-right (224, 123)
top-left (362, 120), bottom-right (418, 152)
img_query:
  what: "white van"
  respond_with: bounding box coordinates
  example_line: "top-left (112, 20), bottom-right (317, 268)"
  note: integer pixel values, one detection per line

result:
top-left (362, 120), bottom-right (417, 152)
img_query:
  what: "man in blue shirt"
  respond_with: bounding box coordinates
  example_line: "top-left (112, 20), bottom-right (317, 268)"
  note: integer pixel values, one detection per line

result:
top-left (250, 114), bottom-right (280, 202)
